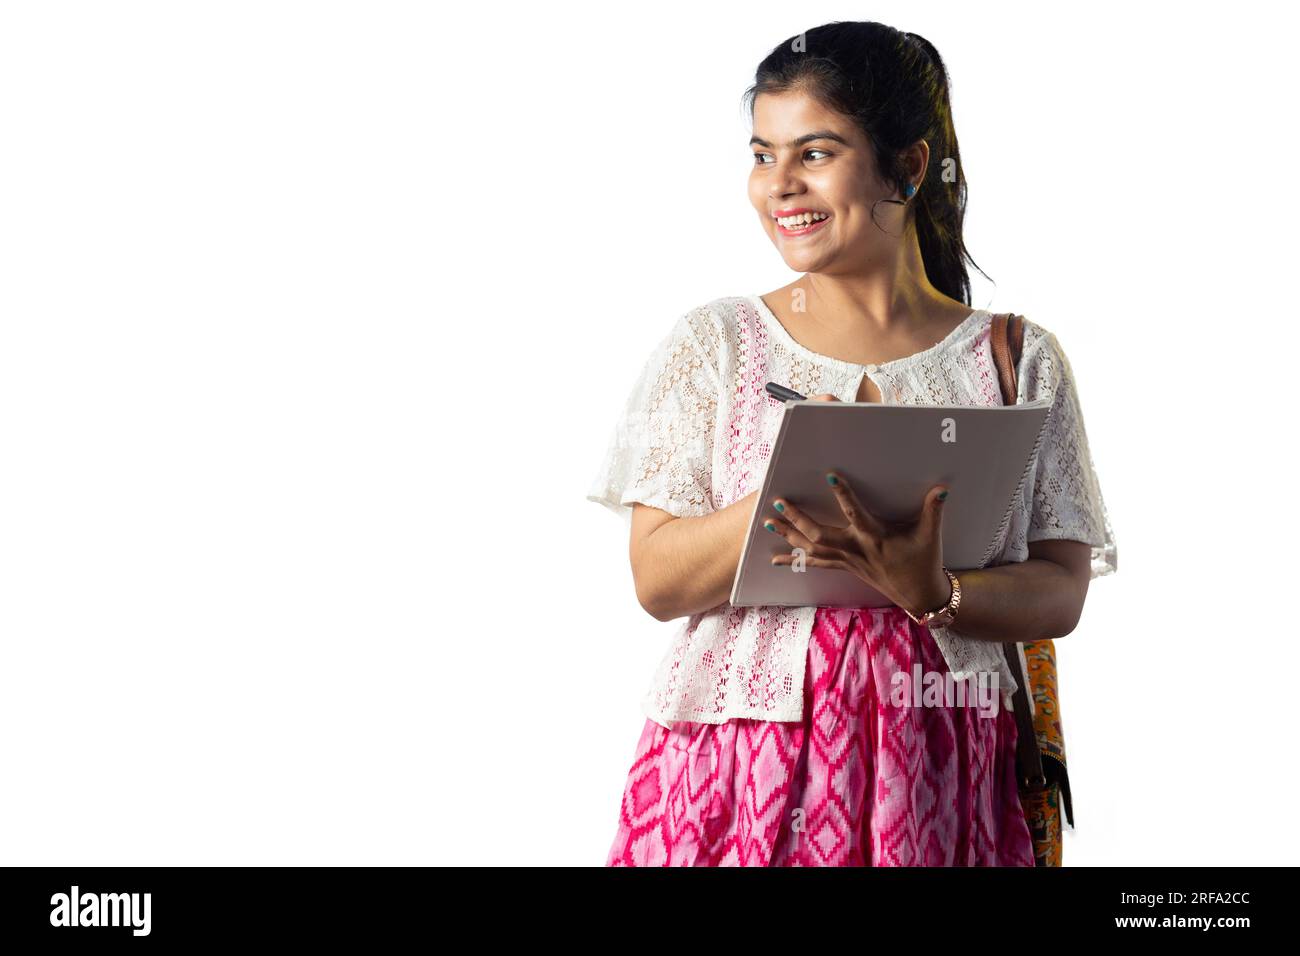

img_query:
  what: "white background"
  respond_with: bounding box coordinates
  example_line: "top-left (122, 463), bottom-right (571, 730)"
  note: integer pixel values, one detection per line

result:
top-left (1, 1), bottom-right (1295, 865)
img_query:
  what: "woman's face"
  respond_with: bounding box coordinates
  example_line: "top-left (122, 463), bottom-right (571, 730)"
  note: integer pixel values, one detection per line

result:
top-left (747, 90), bottom-right (903, 276)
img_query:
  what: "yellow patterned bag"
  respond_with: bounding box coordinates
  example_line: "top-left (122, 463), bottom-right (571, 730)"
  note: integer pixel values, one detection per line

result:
top-left (990, 314), bottom-right (1074, 867)
top-left (1019, 639), bottom-right (1072, 866)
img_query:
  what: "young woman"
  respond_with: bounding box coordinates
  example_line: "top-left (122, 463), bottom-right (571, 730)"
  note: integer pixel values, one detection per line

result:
top-left (588, 21), bottom-right (1117, 866)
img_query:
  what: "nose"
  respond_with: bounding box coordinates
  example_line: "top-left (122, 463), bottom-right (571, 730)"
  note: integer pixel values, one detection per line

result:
top-left (768, 162), bottom-right (803, 200)
top-left (770, 180), bottom-right (803, 201)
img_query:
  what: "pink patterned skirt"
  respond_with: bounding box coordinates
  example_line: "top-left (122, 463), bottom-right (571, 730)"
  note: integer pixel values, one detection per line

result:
top-left (606, 606), bottom-right (1035, 866)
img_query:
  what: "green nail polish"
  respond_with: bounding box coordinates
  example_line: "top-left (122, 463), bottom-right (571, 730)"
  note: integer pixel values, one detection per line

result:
top-left (773, 501), bottom-right (785, 512)
top-left (765, 522), bottom-right (777, 532)
top-left (826, 474), bottom-right (838, 486)
top-left (938, 490), bottom-right (948, 501)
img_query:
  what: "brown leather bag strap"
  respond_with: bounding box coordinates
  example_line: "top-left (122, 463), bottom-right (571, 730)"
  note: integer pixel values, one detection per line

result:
top-left (989, 313), bottom-right (1046, 789)
top-left (990, 312), bottom-right (1025, 405)
top-left (1004, 648), bottom-right (1046, 788)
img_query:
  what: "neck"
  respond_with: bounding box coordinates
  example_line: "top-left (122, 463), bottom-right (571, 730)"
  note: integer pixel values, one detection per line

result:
top-left (798, 233), bottom-right (948, 336)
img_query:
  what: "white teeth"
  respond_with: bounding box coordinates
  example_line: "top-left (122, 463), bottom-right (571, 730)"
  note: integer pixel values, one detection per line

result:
top-left (776, 212), bottom-right (829, 228)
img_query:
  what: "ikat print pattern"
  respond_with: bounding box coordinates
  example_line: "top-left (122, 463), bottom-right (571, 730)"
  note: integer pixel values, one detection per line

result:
top-left (605, 606), bottom-right (1035, 866)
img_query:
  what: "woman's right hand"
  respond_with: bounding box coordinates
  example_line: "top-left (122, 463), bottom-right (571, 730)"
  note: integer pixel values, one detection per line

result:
top-left (630, 393), bottom-right (843, 620)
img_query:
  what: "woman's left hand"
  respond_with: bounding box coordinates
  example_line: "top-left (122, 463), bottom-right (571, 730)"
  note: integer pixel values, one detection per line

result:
top-left (764, 471), bottom-right (953, 617)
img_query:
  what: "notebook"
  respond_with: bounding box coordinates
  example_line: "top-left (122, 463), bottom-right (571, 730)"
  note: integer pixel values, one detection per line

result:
top-left (729, 397), bottom-right (1052, 608)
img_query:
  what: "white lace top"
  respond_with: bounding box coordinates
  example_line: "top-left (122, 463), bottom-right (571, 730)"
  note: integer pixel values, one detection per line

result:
top-left (588, 295), bottom-right (1117, 729)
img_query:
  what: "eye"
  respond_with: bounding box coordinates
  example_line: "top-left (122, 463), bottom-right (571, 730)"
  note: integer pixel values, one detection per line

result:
top-left (752, 148), bottom-right (833, 166)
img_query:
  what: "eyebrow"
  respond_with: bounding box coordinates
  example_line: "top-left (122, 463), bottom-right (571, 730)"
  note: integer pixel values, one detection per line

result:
top-left (748, 130), bottom-right (851, 149)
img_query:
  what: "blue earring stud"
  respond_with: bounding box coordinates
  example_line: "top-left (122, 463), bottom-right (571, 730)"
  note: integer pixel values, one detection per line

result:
top-left (903, 182), bottom-right (917, 198)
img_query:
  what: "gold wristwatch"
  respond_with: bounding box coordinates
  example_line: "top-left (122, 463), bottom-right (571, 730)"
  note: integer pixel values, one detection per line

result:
top-left (904, 567), bottom-right (961, 628)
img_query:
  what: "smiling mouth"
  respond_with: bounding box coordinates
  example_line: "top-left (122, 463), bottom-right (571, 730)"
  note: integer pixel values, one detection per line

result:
top-left (774, 212), bottom-right (830, 236)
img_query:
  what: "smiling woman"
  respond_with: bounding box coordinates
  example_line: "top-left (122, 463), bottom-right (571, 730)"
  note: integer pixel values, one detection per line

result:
top-left (588, 20), bottom-right (1117, 868)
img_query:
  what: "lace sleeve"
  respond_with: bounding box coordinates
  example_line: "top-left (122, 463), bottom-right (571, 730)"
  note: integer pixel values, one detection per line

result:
top-left (1020, 330), bottom-right (1118, 579)
top-left (587, 310), bottom-right (721, 521)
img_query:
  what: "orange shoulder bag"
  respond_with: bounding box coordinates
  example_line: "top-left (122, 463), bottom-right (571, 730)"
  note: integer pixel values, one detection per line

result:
top-left (990, 312), bottom-right (1074, 868)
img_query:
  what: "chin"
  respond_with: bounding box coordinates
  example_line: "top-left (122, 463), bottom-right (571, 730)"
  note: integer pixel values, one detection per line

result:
top-left (777, 250), bottom-right (828, 272)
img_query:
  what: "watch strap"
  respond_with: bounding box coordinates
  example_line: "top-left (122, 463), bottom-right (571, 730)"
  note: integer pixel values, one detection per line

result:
top-left (906, 567), bottom-right (960, 626)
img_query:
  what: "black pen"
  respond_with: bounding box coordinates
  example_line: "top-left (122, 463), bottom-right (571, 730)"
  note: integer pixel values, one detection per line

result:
top-left (765, 382), bottom-right (807, 402)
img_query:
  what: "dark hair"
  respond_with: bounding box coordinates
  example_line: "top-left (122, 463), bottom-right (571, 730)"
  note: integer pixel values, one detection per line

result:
top-left (743, 21), bottom-right (988, 306)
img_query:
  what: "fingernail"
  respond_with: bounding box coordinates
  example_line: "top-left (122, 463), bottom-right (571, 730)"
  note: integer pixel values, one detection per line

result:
top-left (826, 474), bottom-right (838, 486)
top-left (764, 521), bottom-right (777, 532)
top-left (773, 501), bottom-right (785, 512)
top-left (938, 490), bottom-right (948, 501)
